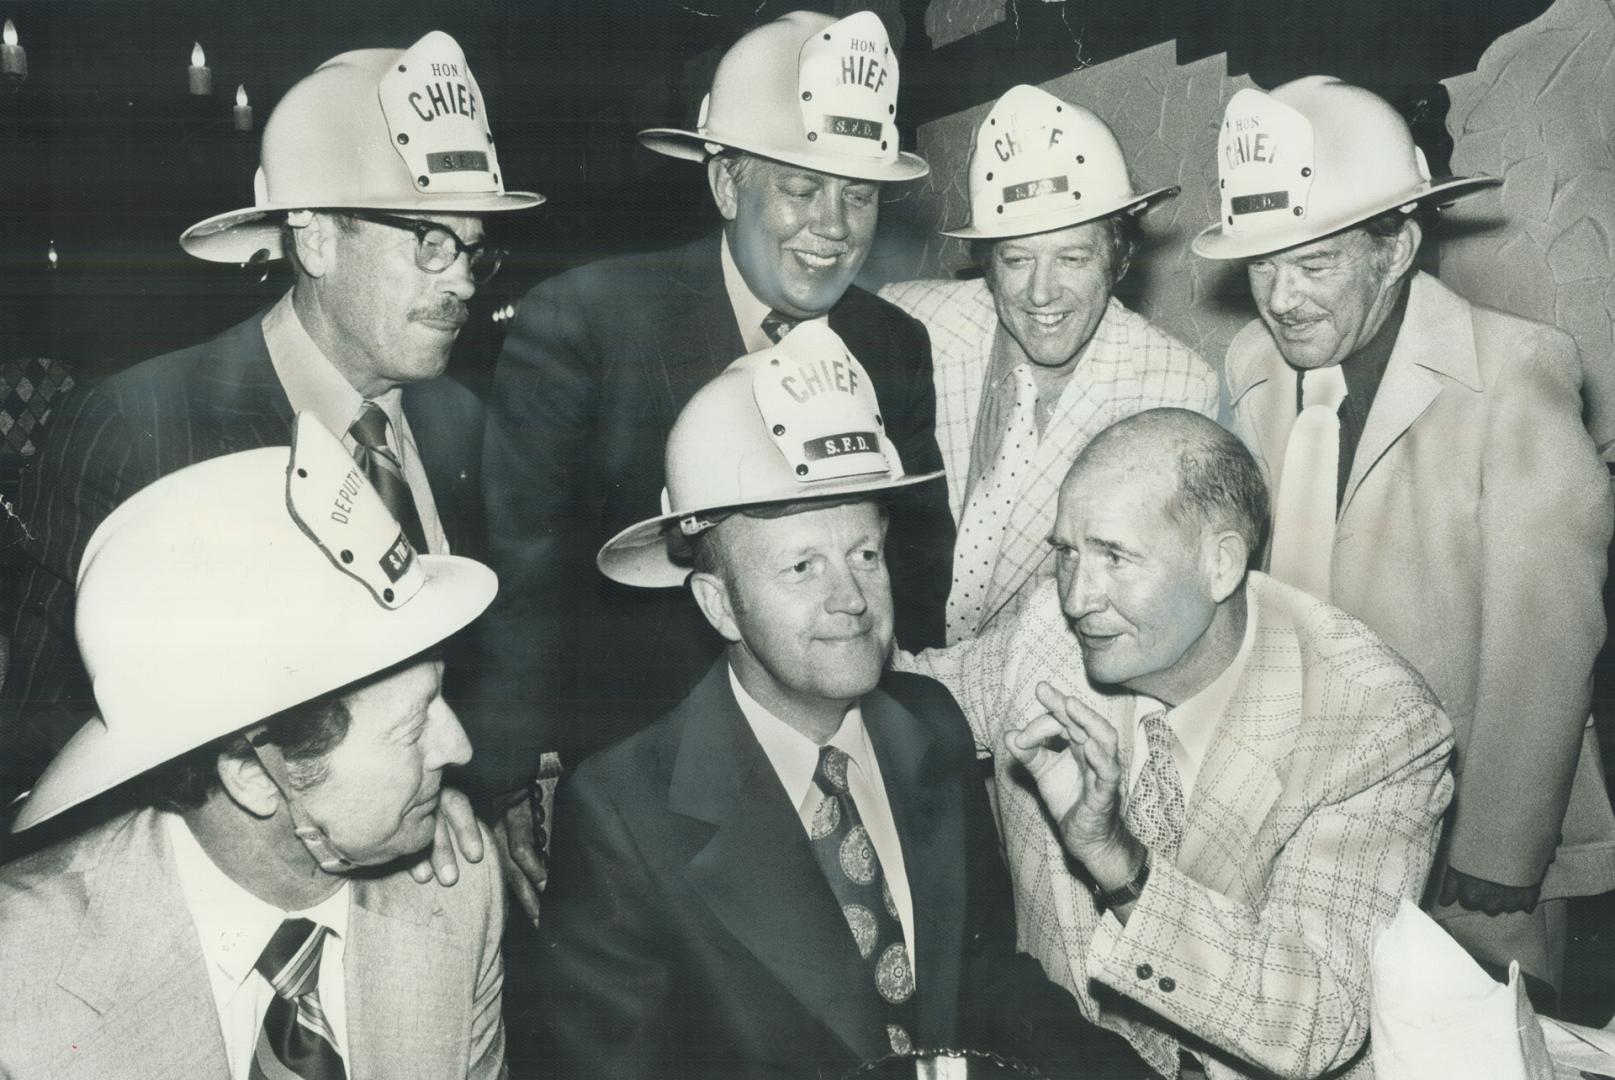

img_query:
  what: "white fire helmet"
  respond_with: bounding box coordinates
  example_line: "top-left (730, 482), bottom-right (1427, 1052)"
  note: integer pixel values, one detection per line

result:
top-left (1193, 76), bottom-right (1499, 260)
top-left (639, 10), bottom-right (927, 183)
top-left (13, 415), bottom-right (498, 833)
top-left (597, 322), bottom-right (941, 588)
top-left (943, 84), bottom-right (1178, 240)
top-left (181, 31), bottom-right (543, 265)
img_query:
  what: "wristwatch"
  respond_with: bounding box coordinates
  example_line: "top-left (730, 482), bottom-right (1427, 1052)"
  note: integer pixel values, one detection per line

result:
top-left (1095, 851), bottom-right (1150, 911)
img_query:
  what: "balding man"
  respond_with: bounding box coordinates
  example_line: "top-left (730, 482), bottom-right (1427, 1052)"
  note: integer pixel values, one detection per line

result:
top-left (903, 409), bottom-right (1453, 1080)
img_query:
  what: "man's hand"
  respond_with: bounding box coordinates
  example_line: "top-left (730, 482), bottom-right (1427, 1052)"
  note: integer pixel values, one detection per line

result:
top-left (1007, 683), bottom-right (1140, 893)
top-left (408, 787), bottom-right (485, 886)
top-left (491, 791), bottom-right (547, 926)
top-left (1438, 866), bottom-right (1541, 915)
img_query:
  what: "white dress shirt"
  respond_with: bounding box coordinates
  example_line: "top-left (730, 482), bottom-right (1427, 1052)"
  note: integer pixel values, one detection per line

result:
top-left (1123, 594), bottom-right (1259, 805)
top-left (720, 234), bottom-right (830, 353)
top-left (729, 668), bottom-right (916, 969)
top-left (260, 293), bottom-right (450, 554)
top-left (165, 812), bottom-right (351, 1080)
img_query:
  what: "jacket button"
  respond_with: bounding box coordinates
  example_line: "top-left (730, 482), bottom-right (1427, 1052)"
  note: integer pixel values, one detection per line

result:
top-left (1159, 977), bottom-right (1176, 993)
top-left (1136, 964), bottom-right (1153, 980)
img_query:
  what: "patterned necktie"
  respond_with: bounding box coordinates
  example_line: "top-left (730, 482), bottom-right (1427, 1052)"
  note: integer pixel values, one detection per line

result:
top-left (946, 364), bottom-right (1038, 644)
top-left (348, 402), bottom-right (428, 554)
top-left (807, 745), bottom-right (916, 1055)
top-left (1125, 711), bottom-right (1186, 861)
top-left (1269, 364), bottom-right (1347, 601)
top-left (250, 918), bottom-right (346, 1080)
top-left (761, 310), bottom-right (800, 344)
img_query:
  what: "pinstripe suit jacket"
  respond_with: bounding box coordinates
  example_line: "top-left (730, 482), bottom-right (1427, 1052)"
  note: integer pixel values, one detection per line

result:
top-left (901, 572), bottom-right (1454, 1080)
top-left (0, 807), bottom-right (507, 1079)
top-left (2, 311), bottom-right (486, 804)
top-left (878, 278), bottom-right (1216, 640)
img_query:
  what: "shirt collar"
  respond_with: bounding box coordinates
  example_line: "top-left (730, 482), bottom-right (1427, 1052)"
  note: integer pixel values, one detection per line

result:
top-left (719, 232), bottom-right (830, 353)
top-left (165, 811), bottom-right (350, 992)
top-left (261, 292), bottom-right (393, 441)
top-left (728, 666), bottom-right (874, 811)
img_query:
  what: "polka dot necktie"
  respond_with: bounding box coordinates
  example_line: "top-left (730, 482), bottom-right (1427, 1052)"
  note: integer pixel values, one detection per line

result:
top-left (249, 918), bottom-right (346, 1080)
top-left (348, 401), bottom-right (428, 554)
top-left (1125, 711), bottom-right (1186, 861)
top-left (761, 310), bottom-right (800, 344)
top-left (807, 745), bottom-right (916, 1055)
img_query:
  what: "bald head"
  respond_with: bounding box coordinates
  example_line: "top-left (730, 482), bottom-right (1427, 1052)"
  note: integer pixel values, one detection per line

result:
top-left (1068, 409), bottom-right (1269, 571)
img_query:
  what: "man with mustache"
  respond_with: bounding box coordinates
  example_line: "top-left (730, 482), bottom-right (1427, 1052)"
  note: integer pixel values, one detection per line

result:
top-left (903, 408), bottom-right (1453, 1079)
top-left (476, 10), bottom-right (954, 922)
top-left (1195, 77), bottom-right (1615, 1005)
top-left (3, 33), bottom-right (541, 849)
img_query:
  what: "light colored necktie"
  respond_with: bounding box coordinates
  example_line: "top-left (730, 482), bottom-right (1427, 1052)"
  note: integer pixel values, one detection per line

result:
top-left (946, 364), bottom-right (1038, 644)
top-left (1268, 365), bottom-right (1347, 600)
top-left (249, 918), bottom-right (345, 1080)
top-left (1125, 711), bottom-right (1186, 860)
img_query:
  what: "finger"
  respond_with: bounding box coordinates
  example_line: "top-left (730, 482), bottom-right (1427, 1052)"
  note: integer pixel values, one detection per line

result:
top-left (510, 873), bottom-right (543, 926)
top-left (1009, 713), bottom-right (1068, 753)
top-left (438, 788), bottom-right (484, 863)
top-left (508, 821), bottom-right (549, 893)
top-left (1036, 683), bottom-right (1115, 757)
top-left (1080, 731), bottom-right (1122, 785)
top-left (429, 809), bottom-right (461, 886)
top-left (408, 857), bottom-right (435, 884)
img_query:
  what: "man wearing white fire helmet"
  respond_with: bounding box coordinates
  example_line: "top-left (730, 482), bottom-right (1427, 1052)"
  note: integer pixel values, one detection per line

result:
top-left (5, 33), bottom-right (541, 876)
top-left (477, 10), bottom-right (953, 922)
top-left (882, 84), bottom-right (1216, 645)
top-left (1197, 75), bottom-right (1615, 1003)
top-left (0, 419), bottom-right (506, 1078)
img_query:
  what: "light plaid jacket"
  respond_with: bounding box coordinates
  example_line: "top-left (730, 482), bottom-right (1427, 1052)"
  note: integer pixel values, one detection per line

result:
top-left (900, 573), bottom-right (1453, 1080)
top-left (879, 278), bottom-right (1217, 639)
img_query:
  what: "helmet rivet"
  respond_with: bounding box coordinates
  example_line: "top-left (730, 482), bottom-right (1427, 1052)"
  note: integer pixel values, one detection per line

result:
top-left (880, 140), bottom-right (888, 151)
top-left (1073, 191), bottom-right (1081, 200)
top-left (807, 131), bottom-right (817, 142)
top-left (802, 91), bottom-right (812, 102)
top-left (1076, 154), bottom-right (1085, 164)
top-left (1227, 215), bottom-right (1234, 224)
top-left (397, 64), bottom-right (407, 73)
top-left (1301, 167), bottom-right (1312, 178)
top-left (773, 424), bottom-right (786, 436)
top-left (418, 175), bottom-right (430, 187)
top-left (989, 118), bottom-right (996, 125)
top-left (996, 205), bottom-right (1004, 214)
top-left (296, 468), bottom-right (308, 478)
top-left (397, 133), bottom-right (409, 145)
top-left (771, 357), bottom-right (781, 366)
top-left (1293, 206), bottom-right (1304, 216)
top-left (1220, 179), bottom-right (1225, 189)
top-left (493, 173), bottom-right (500, 184)
top-left (796, 464), bottom-right (809, 476)
top-left (985, 171), bottom-right (993, 181)
top-left (875, 414), bottom-right (883, 426)
top-left (383, 588), bottom-right (395, 603)
top-left (823, 33), bottom-right (831, 40)
top-left (1056, 105), bottom-right (1063, 112)
top-left (340, 549), bottom-right (354, 564)
top-left (888, 105), bottom-right (895, 115)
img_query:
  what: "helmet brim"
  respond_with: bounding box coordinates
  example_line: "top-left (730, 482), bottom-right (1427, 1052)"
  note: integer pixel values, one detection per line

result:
top-left (1191, 175), bottom-right (1500, 261)
top-left (597, 469), bottom-right (944, 589)
top-left (179, 190), bottom-right (547, 264)
top-left (12, 553), bottom-right (498, 832)
top-left (940, 184), bottom-right (1180, 240)
top-left (637, 126), bottom-right (929, 183)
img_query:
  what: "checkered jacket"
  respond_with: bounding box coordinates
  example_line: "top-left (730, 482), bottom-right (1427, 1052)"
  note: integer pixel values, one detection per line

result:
top-left (899, 573), bottom-right (1454, 1080)
top-left (879, 278), bottom-right (1216, 638)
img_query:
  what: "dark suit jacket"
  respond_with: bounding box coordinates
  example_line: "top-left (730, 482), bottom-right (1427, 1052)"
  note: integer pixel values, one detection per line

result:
top-left (3, 311), bottom-right (486, 804)
top-left (532, 663), bottom-right (1144, 1080)
top-left (474, 233), bottom-right (956, 795)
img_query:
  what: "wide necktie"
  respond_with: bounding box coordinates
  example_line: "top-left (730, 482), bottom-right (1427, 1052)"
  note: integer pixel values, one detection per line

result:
top-left (1268, 364), bottom-right (1347, 601)
top-left (807, 745), bottom-right (916, 1055)
top-left (348, 402), bottom-right (429, 554)
top-left (1125, 711), bottom-right (1186, 861)
top-left (761, 310), bottom-right (800, 344)
top-left (250, 918), bottom-right (346, 1080)
top-left (946, 364), bottom-right (1038, 644)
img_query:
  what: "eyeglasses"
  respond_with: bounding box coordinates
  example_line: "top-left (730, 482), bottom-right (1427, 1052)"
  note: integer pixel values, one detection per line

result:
top-left (344, 210), bottom-right (506, 285)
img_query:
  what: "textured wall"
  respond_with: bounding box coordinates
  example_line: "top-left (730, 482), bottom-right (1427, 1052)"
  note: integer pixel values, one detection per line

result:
top-left (885, 41), bottom-right (1258, 378)
top-left (924, 0), bottom-right (1005, 48)
top-left (1442, 0), bottom-right (1615, 453)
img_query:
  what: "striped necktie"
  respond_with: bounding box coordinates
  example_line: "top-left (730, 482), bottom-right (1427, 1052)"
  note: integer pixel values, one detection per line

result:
top-left (761, 310), bottom-right (800, 344)
top-left (349, 402), bottom-right (428, 554)
top-left (250, 918), bottom-right (346, 1080)
top-left (806, 745), bottom-right (916, 1056)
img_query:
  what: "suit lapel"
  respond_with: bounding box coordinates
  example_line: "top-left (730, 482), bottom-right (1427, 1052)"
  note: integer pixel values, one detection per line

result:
top-left (670, 666), bottom-right (889, 1061)
top-left (190, 314), bottom-right (297, 456)
top-left (655, 234), bottom-right (747, 420)
top-left (863, 688), bottom-right (964, 1046)
top-left (345, 877), bottom-right (466, 1076)
top-left (54, 810), bottom-right (232, 1078)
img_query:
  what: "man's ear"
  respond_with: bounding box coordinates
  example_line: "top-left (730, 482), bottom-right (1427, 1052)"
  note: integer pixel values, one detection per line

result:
top-left (1386, 217), bottom-right (1422, 282)
top-left (706, 157), bottom-right (740, 223)
top-left (217, 748), bottom-right (282, 819)
top-left (1205, 530), bottom-right (1249, 604)
top-left (289, 212), bottom-right (340, 279)
top-left (689, 570), bottom-right (743, 643)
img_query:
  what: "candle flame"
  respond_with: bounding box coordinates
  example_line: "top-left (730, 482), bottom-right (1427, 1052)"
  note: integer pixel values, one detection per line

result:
top-left (47, 241), bottom-right (58, 267)
top-left (236, 84), bottom-right (248, 107)
top-left (191, 41), bottom-right (205, 68)
top-left (3, 20), bottom-right (17, 47)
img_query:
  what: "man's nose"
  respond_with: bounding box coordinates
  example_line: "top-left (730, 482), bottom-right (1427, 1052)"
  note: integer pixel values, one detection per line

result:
top-left (425, 699), bottom-right (474, 770)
